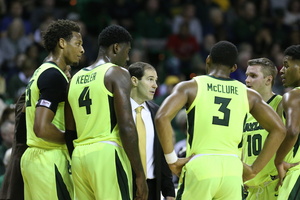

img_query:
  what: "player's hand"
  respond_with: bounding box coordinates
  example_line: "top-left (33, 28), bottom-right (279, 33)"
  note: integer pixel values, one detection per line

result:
top-left (242, 163), bottom-right (256, 182)
top-left (134, 175), bottom-right (148, 200)
top-left (169, 155), bottom-right (194, 177)
top-left (243, 185), bottom-right (249, 199)
top-left (275, 161), bottom-right (299, 191)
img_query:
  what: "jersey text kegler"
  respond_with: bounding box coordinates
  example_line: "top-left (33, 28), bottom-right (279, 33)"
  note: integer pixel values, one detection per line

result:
top-left (76, 72), bottom-right (97, 84)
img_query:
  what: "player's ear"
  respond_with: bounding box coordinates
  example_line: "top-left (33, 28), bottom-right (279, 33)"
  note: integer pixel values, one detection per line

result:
top-left (206, 55), bottom-right (211, 73)
top-left (58, 38), bottom-right (66, 49)
top-left (230, 64), bottom-right (237, 73)
top-left (206, 55), bottom-right (211, 65)
top-left (266, 75), bottom-right (272, 86)
top-left (112, 43), bottom-right (119, 55)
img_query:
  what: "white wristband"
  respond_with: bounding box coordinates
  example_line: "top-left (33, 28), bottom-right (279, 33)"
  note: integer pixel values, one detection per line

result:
top-left (164, 150), bottom-right (178, 164)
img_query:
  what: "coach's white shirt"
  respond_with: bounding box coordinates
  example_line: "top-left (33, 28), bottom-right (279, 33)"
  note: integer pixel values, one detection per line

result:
top-left (130, 98), bottom-right (155, 179)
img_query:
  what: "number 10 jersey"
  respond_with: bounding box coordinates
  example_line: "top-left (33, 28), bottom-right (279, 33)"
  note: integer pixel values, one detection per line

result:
top-left (242, 94), bottom-right (282, 186)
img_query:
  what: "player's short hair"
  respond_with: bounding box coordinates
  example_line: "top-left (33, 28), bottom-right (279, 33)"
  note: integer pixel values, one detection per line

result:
top-left (98, 25), bottom-right (132, 47)
top-left (42, 19), bottom-right (80, 52)
top-left (248, 58), bottom-right (277, 86)
top-left (210, 41), bottom-right (238, 67)
top-left (284, 45), bottom-right (300, 60)
top-left (128, 62), bottom-right (155, 80)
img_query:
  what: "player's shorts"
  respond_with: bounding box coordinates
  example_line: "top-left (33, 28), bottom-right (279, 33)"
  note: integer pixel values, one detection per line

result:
top-left (72, 141), bottom-right (132, 200)
top-left (176, 154), bottom-right (243, 200)
top-left (245, 179), bottom-right (278, 200)
top-left (277, 165), bottom-right (300, 200)
top-left (20, 147), bottom-right (73, 200)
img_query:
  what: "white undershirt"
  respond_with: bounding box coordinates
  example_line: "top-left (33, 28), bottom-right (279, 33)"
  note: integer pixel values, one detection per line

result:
top-left (130, 98), bottom-right (155, 179)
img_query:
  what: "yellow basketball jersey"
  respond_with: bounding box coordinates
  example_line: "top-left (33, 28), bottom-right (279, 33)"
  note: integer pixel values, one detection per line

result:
top-left (243, 95), bottom-right (282, 186)
top-left (186, 75), bottom-right (249, 157)
top-left (68, 63), bottom-right (122, 147)
top-left (25, 62), bottom-right (68, 149)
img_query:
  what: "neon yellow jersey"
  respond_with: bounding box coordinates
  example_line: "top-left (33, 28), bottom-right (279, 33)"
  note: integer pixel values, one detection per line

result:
top-left (243, 95), bottom-right (282, 186)
top-left (186, 75), bottom-right (249, 157)
top-left (68, 63), bottom-right (122, 147)
top-left (25, 62), bottom-right (68, 149)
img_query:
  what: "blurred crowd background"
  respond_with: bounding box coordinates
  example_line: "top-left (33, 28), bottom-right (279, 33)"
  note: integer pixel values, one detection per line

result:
top-left (0, 0), bottom-right (299, 184)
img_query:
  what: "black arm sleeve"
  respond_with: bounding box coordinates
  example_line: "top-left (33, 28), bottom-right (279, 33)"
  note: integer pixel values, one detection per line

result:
top-left (36, 68), bottom-right (68, 113)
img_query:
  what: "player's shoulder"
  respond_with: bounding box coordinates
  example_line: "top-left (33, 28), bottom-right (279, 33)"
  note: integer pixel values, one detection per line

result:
top-left (38, 67), bottom-right (66, 85)
top-left (282, 87), bottom-right (300, 102)
top-left (247, 87), bottom-right (261, 98)
top-left (246, 87), bottom-right (264, 109)
top-left (176, 79), bottom-right (197, 91)
top-left (285, 87), bottom-right (300, 96)
top-left (106, 65), bottom-right (129, 78)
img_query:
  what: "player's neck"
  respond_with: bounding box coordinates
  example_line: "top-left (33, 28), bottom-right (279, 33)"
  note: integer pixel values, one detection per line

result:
top-left (260, 90), bottom-right (275, 103)
top-left (44, 54), bottom-right (67, 72)
top-left (208, 66), bottom-right (232, 79)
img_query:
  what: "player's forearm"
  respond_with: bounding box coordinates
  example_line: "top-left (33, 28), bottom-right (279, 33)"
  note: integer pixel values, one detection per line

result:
top-left (275, 132), bottom-right (299, 164)
top-left (119, 125), bottom-right (145, 177)
top-left (252, 128), bottom-right (285, 174)
top-left (155, 116), bottom-right (175, 154)
top-left (34, 123), bottom-right (65, 144)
